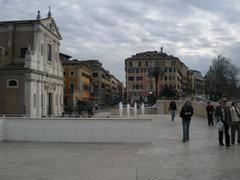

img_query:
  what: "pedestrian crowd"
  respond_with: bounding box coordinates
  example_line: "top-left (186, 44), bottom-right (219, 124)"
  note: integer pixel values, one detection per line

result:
top-left (169, 98), bottom-right (240, 146)
top-left (213, 98), bottom-right (240, 147)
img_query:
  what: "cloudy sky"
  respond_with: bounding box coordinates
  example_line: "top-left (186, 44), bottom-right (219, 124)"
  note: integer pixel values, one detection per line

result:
top-left (1, 0), bottom-right (240, 83)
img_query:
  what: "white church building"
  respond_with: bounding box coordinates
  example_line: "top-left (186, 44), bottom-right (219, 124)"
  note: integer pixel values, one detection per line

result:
top-left (0, 9), bottom-right (64, 117)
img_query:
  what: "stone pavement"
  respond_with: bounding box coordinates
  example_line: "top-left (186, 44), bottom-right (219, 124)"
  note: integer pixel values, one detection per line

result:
top-left (1, 115), bottom-right (240, 180)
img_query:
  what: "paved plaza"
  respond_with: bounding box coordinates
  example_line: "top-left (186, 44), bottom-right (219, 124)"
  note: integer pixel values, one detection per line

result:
top-left (0, 114), bottom-right (240, 180)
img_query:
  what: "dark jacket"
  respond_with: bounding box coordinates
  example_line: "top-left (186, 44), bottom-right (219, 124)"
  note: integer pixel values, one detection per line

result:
top-left (214, 105), bottom-right (232, 126)
top-left (206, 105), bottom-right (214, 115)
top-left (169, 101), bottom-right (177, 111)
top-left (180, 105), bottom-right (193, 120)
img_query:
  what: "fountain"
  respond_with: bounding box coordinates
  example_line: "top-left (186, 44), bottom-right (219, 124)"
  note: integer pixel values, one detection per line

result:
top-left (141, 103), bottom-right (145, 115)
top-left (113, 101), bottom-right (160, 117)
top-left (127, 104), bottom-right (130, 117)
top-left (119, 101), bottom-right (123, 117)
top-left (134, 102), bottom-right (137, 116)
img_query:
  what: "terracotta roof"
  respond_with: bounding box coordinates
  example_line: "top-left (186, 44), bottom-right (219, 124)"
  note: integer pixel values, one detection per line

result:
top-left (125, 50), bottom-right (180, 61)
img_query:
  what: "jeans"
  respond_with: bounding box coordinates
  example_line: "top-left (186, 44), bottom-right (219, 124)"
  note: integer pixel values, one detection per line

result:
top-left (231, 122), bottom-right (240, 144)
top-left (218, 122), bottom-right (230, 146)
top-left (182, 118), bottom-right (191, 142)
top-left (170, 110), bottom-right (176, 121)
top-left (207, 113), bottom-right (214, 126)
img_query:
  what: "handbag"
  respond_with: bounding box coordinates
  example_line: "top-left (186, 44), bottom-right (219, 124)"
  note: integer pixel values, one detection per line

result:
top-left (216, 121), bottom-right (224, 131)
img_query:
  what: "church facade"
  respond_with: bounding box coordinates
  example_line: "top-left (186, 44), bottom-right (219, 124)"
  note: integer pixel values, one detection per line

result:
top-left (0, 9), bottom-right (63, 117)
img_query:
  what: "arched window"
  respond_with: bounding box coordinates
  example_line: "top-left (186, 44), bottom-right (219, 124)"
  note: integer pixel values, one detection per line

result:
top-left (7, 79), bottom-right (18, 88)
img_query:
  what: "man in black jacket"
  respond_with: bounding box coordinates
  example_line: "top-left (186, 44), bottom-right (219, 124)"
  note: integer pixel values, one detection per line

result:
top-left (169, 100), bottom-right (177, 122)
top-left (214, 98), bottom-right (232, 147)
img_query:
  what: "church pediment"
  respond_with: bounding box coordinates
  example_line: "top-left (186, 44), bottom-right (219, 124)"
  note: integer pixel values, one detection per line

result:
top-left (41, 18), bottom-right (62, 39)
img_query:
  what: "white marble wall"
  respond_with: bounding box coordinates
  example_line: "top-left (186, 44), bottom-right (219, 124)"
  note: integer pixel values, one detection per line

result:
top-left (1, 118), bottom-right (153, 143)
top-left (0, 119), bottom-right (3, 141)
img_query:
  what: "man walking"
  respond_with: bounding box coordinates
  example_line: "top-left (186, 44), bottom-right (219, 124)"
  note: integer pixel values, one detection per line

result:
top-left (214, 98), bottom-right (232, 147)
top-left (169, 100), bottom-right (177, 122)
top-left (230, 102), bottom-right (240, 145)
top-left (206, 101), bottom-right (214, 126)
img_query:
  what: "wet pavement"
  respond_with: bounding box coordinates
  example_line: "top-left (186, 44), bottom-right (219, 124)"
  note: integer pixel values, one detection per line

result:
top-left (0, 115), bottom-right (240, 180)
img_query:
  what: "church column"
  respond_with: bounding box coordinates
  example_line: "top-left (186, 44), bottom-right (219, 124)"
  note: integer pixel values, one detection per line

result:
top-left (36, 80), bottom-right (41, 117)
top-left (24, 78), bottom-right (32, 117)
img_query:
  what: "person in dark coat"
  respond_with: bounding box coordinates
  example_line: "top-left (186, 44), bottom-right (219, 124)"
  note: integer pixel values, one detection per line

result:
top-left (169, 100), bottom-right (177, 121)
top-left (206, 101), bottom-right (214, 126)
top-left (214, 98), bottom-right (232, 147)
top-left (180, 100), bottom-right (194, 143)
top-left (230, 101), bottom-right (240, 145)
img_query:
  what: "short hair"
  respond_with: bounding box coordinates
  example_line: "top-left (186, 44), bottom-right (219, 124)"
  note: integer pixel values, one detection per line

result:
top-left (185, 100), bottom-right (191, 106)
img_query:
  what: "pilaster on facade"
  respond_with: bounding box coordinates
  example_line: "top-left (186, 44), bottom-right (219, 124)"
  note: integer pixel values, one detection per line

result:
top-left (24, 79), bottom-right (32, 117)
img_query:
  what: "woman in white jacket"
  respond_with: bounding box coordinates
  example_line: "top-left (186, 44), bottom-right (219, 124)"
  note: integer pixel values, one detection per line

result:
top-left (230, 102), bottom-right (240, 145)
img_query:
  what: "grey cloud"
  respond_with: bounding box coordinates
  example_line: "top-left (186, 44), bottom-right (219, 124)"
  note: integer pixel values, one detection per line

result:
top-left (218, 42), bottom-right (240, 66)
top-left (1, 0), bottom-right (240, 82)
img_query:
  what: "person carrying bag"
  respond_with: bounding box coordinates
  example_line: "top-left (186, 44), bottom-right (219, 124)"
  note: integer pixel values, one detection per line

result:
top-left (214, 98), bottom-right (232, 147)
top-left (230, 102), bottom-right (240, 145)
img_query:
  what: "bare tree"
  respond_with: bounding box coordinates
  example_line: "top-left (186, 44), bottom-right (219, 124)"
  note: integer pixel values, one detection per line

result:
top-left (205, 55), bottom-right (239, 100)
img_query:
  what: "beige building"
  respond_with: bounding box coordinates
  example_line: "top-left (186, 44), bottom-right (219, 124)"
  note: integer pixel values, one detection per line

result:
top-left (179, 62), bottom-right (189, 97)
top-left (81, 60), bottom-right (123, 106)
top-left (187, 70), bottom-right (205, 97)
top-left (0, 10), bottom-right (63, 117)
top-left (110, 74), bottom-right (123, 105)
top-left (125, 49), bottom-right (189, 102)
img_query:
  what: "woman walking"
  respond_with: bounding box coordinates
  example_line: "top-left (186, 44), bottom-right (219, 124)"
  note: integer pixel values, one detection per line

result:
top-left (180, 100), bottom-right (194, 143)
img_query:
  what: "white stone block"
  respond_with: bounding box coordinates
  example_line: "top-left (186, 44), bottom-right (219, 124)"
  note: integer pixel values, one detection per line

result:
top-left (3, 118), bottom-right (153, 143)
top-left (0, 119), bottom-right (4, 141)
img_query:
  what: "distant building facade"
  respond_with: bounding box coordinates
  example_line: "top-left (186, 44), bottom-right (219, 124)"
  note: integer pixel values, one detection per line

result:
top-left (125, 50), bottom-right (189, 102)
top-left (81, 60), bottom-right (123, 106)
top-left (60, 54), bottom-right (92, 108)
top-left (187, 70), bottom-right (205, 97)
top-left (0, 10), bottom-right (63, 117)
top-left (110, 74), bottom-right (123, 105)
top-left (179, 62), bottom-right (189, 97)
